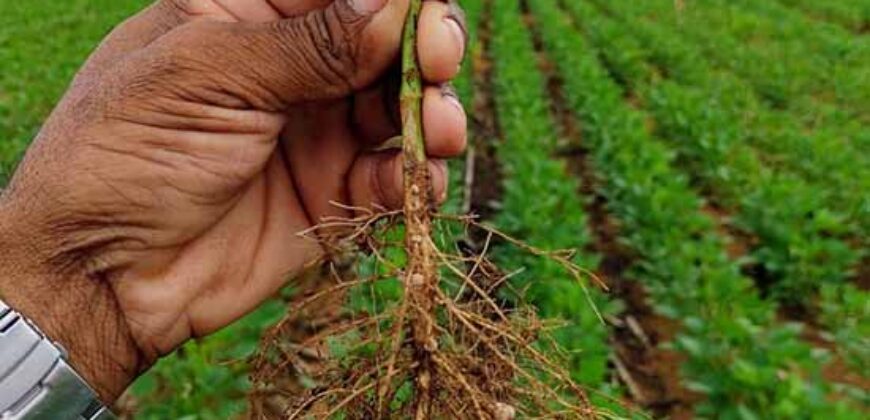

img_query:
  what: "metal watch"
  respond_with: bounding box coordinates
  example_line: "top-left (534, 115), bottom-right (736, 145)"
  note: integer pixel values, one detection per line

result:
top-left (0, 298), bottom-right (116, 420)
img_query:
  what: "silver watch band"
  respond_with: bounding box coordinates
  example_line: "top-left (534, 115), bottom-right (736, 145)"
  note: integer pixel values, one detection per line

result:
top-left (0, 298), bottom-right (116, 420)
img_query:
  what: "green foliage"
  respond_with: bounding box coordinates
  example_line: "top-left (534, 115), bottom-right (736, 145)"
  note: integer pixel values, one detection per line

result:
top-left (819, 284), bottom-right (870, 375)
top-left (489, 0), bottom-right (620, 397)
top-left (0, 0), bottom-right (150, 182)
top-left (531, 0), bottom-right (864, 417)
top-left (775, 0), bottom-right (870, 33)
top-left (130, 300), bottom-right (286, 419)
top-left (622, 0), bottom-right (869, 131)
top-left (2, 0), bottom-right (867, 418)
top-left (573, 1), bottom-right (861, 307)
top-left (594, 0), bottom-right (870, 238)
top-left (588, 0), bottom-right (870, 390)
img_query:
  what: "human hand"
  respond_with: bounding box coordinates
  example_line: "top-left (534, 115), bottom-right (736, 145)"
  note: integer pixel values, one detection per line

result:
top-left (0, 0), bottom-right (466, 401)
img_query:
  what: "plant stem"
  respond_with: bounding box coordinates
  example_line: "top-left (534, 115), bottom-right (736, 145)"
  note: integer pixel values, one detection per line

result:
top-left (400, 0), bottom-right (438, 418)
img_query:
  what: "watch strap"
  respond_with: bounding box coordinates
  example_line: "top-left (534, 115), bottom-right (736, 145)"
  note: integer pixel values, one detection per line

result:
top-left (0, 299), bottom-right (116, 420)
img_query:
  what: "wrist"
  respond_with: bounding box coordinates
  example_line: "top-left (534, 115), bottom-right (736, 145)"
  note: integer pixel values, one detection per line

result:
top-left (0, 201), bottom-right (142, 402)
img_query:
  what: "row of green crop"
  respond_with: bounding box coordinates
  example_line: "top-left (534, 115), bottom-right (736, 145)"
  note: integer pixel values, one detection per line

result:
top-left (574, 0), bottom-right (861, 310)
top-left (636, 0), bottom-right (870, 154)
top-left (571, 3), bottom-right (870, 388)
top-left (601, 2), bottom-right (870, 378)
top-left (619, 0), bottom-right (870, 132)
top-left (488, 0), bottom-right (623, 403)
top-left (689, 0), bottom-right (868, 155)
top-left (731, 0), bottom-right (870, 121)
top-left (723, 0), bottom-right (870, 113)
top-left (590, 0), bottom-right (870, 237)
top-left (726, 0), bottom-right (870, 118)
top-left (732, 0), bottom-right (870, 52)
top-left (586, 0), bottom-right (870, 378)
top-left (529, 1), bottom-right (859, 417)
top-left (775, 0), bottom-right (870, 33)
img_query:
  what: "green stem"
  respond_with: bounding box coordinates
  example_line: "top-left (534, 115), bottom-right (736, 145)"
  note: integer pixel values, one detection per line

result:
top-left (399, 1), bottom-right (437, 418)
top-left (401, 0), bottom-right (426, 166)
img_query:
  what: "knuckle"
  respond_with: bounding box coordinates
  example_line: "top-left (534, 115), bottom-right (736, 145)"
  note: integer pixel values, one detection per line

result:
top-left (271, 2), bottom-right (371, 97)
top-left (159, 0), bottom-right (210, 19)
top-left (116, 22), bottom-right (247, 107)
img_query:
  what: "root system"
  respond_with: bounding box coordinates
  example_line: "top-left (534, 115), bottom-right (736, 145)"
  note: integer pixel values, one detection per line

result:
top-left (247, 2), bottom-right (613, 418)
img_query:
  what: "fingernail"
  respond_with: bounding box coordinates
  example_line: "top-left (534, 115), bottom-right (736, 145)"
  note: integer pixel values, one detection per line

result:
top-left (445, 20), bottom-right (466, 65)
top-left (351, 0), bottom-right (388, 14)
top-left (430, 160), bottom-right (449, 203)
top-left (445, 2), bottom-right (468, 60)
top-left (375, 153), bottom-right (402, 207)
top-left (440, 83), bottom-right (465, 114)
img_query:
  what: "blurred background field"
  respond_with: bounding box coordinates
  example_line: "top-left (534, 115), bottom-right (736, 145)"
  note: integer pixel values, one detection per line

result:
top-left (1, 0), bottom-right (867, 419)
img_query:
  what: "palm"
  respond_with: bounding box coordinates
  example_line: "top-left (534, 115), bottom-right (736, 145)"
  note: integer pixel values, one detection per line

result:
top-left (120, 102), bottom-right (388, 354)
top-left (110, 84), bottom-right (390, 360)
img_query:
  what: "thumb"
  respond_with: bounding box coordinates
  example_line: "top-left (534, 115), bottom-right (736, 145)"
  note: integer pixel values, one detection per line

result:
top-left (136, 0), bottom-right (408, 110)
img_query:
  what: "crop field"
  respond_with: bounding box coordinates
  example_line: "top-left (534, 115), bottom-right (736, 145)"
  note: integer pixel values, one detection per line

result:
top-left (1, 0), bottom-right (868, 418)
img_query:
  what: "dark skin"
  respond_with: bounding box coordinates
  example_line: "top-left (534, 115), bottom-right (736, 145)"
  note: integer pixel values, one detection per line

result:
top-left (0, 0), bottom-right (467, 402)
